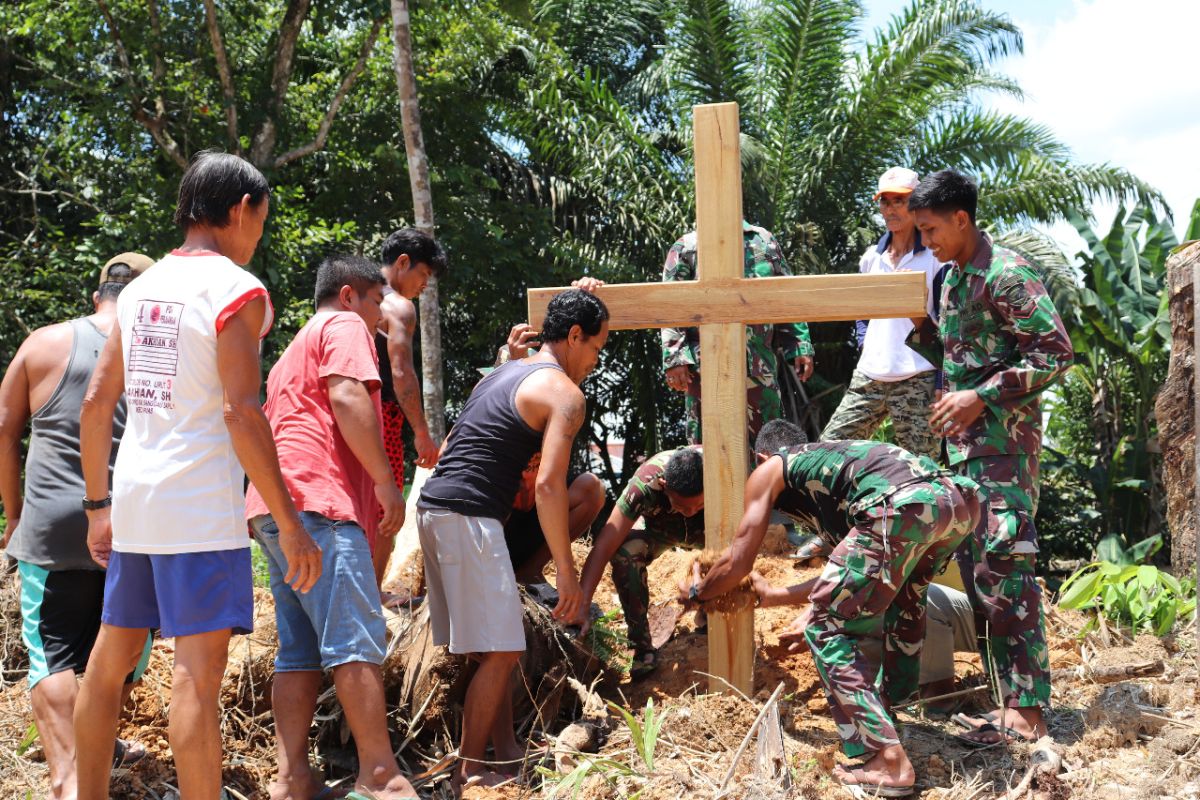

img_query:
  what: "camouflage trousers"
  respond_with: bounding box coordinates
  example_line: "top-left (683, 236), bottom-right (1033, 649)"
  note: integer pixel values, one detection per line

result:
top-left (684, 371), bottom-right (779, 445)
top-left (805, 478), bottom-right (980, 758)
top-left (611, 528), bottom-right (702, 653)
top-left (954, 454), bottom-right (1051, 709)
top-left (821, 370), bottom-right (938, 460)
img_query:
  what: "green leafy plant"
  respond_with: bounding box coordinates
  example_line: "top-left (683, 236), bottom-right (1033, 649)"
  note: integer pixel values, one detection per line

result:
top-left (16, 722), bottom-right (39, 756)
top-left (1058, 560), bottom-right (1197, 637)
top-left (585, 609), bottom-right (633, 675)
top-left (608, 698), bottom-right (666, 773)
top-left (537, 698), bottom-right (667, 798)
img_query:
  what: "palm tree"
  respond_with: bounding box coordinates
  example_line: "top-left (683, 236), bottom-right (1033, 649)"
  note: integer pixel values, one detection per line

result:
top-left (475, 0), bottom-right (1166, 480)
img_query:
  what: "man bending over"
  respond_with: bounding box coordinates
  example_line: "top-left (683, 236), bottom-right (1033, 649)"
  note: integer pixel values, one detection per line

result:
top-left (417, 289), bottom-right (609, 790)
top-left (682, 419), bottom-right (980, 797)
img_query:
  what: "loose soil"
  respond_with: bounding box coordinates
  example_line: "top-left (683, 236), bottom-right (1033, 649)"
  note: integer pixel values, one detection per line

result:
top-left (2, 530), bottom-right (1198, 799)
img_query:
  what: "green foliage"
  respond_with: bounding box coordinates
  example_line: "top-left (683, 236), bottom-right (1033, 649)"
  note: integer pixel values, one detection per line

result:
top-left (16, 722), bottom-right (38, 757)
top-left (1058, 560), bottom-right (1197, 637)
top-left (607, 698), bottom-right (666, 773)
top-left (537, 698), bottom-right (666, 798)
top-left (584, 609), bottom-right (632, 674)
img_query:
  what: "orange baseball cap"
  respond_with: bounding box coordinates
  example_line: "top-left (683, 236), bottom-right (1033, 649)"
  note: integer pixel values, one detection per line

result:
top-left (873, 167), bottom-right (920, 199)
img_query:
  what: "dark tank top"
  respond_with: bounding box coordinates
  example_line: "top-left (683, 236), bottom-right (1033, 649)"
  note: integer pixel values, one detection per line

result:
top-left (375, 332), bottom-right (397, 404)
top-left (419, 360), bottom-right (564, 520)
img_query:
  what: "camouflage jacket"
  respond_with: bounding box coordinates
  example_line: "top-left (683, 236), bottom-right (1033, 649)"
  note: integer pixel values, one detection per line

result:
top-left (615, 446), bottom-right (705, 545)
top-left (772, 440), bottom-right (968, 544)
top-left (907, 232), bottom-right (1073, 464)
top-left (661, 222), bottom-right (814, 387)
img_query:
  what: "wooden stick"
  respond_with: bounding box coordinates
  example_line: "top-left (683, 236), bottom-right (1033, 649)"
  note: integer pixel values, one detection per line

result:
top-left (899, 660), bottom-right (1165, 709)
top-left (717, 682), bottom-right (785, 796)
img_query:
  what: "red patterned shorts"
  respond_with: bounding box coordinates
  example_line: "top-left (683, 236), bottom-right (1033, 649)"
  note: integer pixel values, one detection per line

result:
top-left (373, 400), bottom-right (407, 553)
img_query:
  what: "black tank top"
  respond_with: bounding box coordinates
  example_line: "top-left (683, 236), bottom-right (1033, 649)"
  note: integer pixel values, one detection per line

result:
top-left (375, 332), bottom-right (397, 404)
top-left (419, 360), bottom-right (564, 520)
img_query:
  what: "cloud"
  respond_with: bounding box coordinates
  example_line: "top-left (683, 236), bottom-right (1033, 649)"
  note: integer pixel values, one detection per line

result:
top-left (993, 0), bottom-right (1200, 244)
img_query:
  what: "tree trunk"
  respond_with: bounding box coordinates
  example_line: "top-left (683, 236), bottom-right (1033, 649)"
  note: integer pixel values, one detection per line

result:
top-left (1156, 242), bottom-right (1199, 577)
top-left (389, 0), bottom-right (446, 441)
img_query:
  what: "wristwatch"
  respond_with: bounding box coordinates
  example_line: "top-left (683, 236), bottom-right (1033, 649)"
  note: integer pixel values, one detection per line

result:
top-left (688, 583), bottom-right (701, 604)
top-left (82, 494), bottom-right (112, 511)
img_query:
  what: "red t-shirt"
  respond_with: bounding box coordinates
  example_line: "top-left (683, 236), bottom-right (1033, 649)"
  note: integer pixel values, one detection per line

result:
top-left (245, 311), bottom-right (382, 537)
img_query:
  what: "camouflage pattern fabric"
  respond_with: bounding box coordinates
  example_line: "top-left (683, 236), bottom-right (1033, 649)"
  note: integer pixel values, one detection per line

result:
top-left (955, 454), bottom-right (1051, 709)
top-left (906, 232), bottom-right (1072, 465)
top-left (803, 476), bottom-right (980, 758)
top-left (821, 370), bottom-right (939, 460)
top-left (771, 440), bottom-right (953, 546)
top-left (661, 221), bottom-right (814, 444)
top-left (612, 448), bottom-right (706, 652)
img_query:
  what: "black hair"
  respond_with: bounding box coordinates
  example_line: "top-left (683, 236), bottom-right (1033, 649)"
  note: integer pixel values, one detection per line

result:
top-left (907, 169), bottom-right (978, 223)
top-left (540, 289), bottom-right (609, 343)
top-left (314, 254), bottom-right (386, 306)
top-left (381, 227), bottom-right (448, 277)
top-left (96, 264), bottom-right (135, 302)
top-left (173, 150), bottom-right (270, 230)
top-left (663, 447), bottom-right (703, 497)
top-left (754, 419), bottom-right (808, 456)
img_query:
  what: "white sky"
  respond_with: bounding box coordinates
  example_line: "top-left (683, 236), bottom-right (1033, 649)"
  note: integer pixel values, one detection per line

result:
top-left (863, 0), bottom-right (1200, 253)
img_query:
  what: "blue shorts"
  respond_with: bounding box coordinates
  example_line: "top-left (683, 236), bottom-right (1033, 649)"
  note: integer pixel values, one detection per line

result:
top-left (101, 549), bottom-right (254, 639)
top-left (251, 512), bottom-right (386, 672)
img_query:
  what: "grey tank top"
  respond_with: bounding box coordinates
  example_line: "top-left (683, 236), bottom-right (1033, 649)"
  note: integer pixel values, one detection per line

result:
top-left (7, 318), bottom-right (126, 571)
top-left (419, 360), bottom-right (563, 520)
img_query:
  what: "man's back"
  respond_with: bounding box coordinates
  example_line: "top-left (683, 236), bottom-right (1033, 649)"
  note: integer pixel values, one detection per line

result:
top-left (7, 318), bottom-right (125, 570)
top-left (112, 251), bottom-right (271, 554)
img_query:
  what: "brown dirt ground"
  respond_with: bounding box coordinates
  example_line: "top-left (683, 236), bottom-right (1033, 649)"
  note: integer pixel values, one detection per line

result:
top-left (3, 533), bottom-right (1200, 799)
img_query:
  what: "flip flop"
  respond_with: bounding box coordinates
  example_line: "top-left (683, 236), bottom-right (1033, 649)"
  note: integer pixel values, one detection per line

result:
top-left (112, 738), bottom-right (146, 770)
top-left (836, 766), bottom-right (914, 798)
top-left (345, 793), bottom-right (419, 800)
top-left (951, 710), bottom-right (999, 731)
top-left (952, 722), bottom-right (1032, 748)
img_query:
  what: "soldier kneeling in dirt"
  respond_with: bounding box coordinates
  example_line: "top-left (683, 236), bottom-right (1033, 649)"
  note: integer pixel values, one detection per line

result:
top-left (681, 419), bottom-right (981, 797)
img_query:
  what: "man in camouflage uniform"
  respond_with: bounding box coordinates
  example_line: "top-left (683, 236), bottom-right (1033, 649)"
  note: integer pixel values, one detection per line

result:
top-left (685, 419), bottom-right (980, 795)
top-left (574, 447), bottom-right (705, 677)
top-left (662, 221), bottom-right (814, 444)
top-left (822, 167), bottom-right (943, 459)
top-left (906, 170), bottom-right (1073, 746)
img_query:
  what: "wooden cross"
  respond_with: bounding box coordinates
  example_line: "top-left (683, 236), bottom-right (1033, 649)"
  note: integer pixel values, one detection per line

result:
top-left (527, 103), bottom-right (927, 694)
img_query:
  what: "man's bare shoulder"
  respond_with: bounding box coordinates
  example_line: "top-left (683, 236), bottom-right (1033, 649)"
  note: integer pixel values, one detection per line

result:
top-left (16, 321), bottom-right (75, 368)
top-left (516, 364), bottom-right (584, 417)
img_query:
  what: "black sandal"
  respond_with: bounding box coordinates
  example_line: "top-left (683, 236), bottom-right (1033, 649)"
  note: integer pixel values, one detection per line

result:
top-left (630, 649), bottom-right (659, 679)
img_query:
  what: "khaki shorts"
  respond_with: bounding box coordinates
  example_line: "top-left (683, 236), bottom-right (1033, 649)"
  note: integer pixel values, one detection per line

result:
top-left (417, 507), bottom-right (526, 654)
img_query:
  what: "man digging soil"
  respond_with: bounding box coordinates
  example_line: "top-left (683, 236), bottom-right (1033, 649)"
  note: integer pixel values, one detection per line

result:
top-left (682, 419), bottom-right (982, 796)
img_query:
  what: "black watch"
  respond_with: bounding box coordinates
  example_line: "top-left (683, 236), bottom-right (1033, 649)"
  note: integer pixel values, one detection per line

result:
top-left (688, 583), bottom-right (701, 603)
top-left (82, 494), bottom-right (112, 511)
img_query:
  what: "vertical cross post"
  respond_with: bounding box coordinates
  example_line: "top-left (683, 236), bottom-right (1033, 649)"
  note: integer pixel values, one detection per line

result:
top-left (693, 102), bottom-right (754, 694)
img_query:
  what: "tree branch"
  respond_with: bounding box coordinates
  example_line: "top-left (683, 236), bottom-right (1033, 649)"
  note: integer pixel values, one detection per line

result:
top-left (96, 0), bottom-right (188, 169)
top-left (250, 0), bottom-right (311, 166)
top-left (273, 15), bottom-right (385, 168)
top-left (200, 0), bottom-right (240, 154)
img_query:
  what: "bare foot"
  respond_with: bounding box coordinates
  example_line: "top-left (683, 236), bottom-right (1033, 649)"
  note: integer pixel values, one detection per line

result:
top-left (452, 768), bottom-right (510, 797)
top-left (492, 741), bottom-right (527, 778)
top-left (268, 777), bottom-right (338, 800)
top-left (357, 774), bottom-right (417, 799)
top-left (833, 744), bottom-right (915, 795)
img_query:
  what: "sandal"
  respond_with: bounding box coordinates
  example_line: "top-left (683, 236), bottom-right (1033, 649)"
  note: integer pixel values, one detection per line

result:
top-left (112, 738), bottom-right (147, 770)
top-left (629, 649), bottom-right (659, 680)
top-left (836, 766), bottom-right (914, 797)
top-left (952, 722), bottom-right (1033, 748)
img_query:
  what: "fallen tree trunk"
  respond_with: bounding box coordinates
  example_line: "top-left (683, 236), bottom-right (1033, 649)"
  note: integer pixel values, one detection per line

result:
top-left (384, 590), bottom-right (605, 739)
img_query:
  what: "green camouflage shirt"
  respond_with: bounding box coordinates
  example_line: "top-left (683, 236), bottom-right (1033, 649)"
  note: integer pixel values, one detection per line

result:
top-left (661, 221), bottom-right (814, 386)
top-left (773, 440), bottom-right (958, 544)
top-left (907, 232), bottom-right (1073, 464)
top-left (615, 447), bottom-right (705, 545)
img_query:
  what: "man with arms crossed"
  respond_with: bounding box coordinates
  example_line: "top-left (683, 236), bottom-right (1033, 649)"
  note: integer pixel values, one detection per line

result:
top-left (822, 167), bottom-right (943, 459)
top-left (417, 289), bottom-right (609, 790)
top-left (374, 228), bottom-right (448, 585)
top-left (246, 254), bottom-right (416, 800)
top-left (906, 170), bottom-right (1073, 746)
top-left (75, 151), bottom-right (322, 800)
top-left (0, 253), bottom-right (155, 798)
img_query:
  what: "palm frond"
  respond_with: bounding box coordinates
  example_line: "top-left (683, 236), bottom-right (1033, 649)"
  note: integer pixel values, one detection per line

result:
top-left (994, 228), bottom-right (1080, 317)
top-left (666, 0), bottom-right (754, 109)
top-left (908, 111), bottom-right (1069, 175)
top-left (981, 156), bottom-right (1167, 227)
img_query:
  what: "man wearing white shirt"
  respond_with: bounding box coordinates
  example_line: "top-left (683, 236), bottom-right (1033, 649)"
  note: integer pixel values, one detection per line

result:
top-left (822, 167), bottom-right (942, 459)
